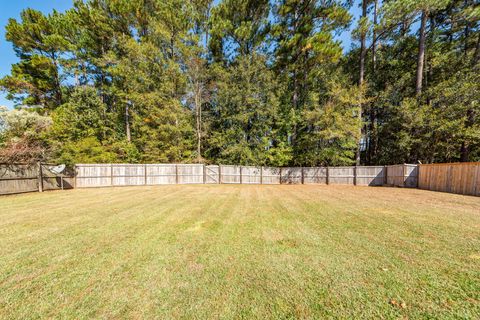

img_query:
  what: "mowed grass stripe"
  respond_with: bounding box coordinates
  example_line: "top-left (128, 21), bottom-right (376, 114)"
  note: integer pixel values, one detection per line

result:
top-left (0, 185), bottom-right (479, 319)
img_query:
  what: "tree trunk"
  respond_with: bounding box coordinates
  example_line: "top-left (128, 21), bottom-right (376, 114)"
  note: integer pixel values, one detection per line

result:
top-left (359, 0), bottom-right (367, 86)
top-left (356, 0), bottom-right (368, 166)
top-left (460, 109), bottom-right (474, 162)
top-left (425, 16), bottom-right (436, 104)
top-left (355, 132), bottom-right (362, 166)
top-left (125, 103), bottom-right (131, 143)
top-left (367, 0), bottom-right (378, 165)
top-left (291, 71), bottom-right (299, 145)
top-left (460, 142), bottom-right (469, 162)
top-left (463, 0), bottom-right (471, 57)
top-left (416, 10), bottom-right (428, 96)
top-left (195, 89), bottom-right (202, 161)
top-left (372, 0), bottom-right (378, 74)
top-left (290, 8), bottom-right (300, 147)
top-left (473, 32), bottom-right (480, 67)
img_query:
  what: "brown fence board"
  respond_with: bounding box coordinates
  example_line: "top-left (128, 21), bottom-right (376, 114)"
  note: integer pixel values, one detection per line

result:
top-left (418, 162), bottom-right (480, 196)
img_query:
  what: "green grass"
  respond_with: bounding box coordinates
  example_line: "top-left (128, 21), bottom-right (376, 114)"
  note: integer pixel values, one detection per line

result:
top-left (1, 185), bottom-right (479, 319)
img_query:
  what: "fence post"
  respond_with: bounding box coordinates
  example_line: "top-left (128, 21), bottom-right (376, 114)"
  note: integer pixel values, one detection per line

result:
top-left (326, 166), bottom-right (329, 185)
top-left (239, 166), bottom-right (243, 184)
top-left (218, 165), bottom-right (222, 184)
top-left (74, 165), bottom-right (77, 189)
top-left (175, 164), bottom-right (179, 184)
top-left (280, 167), bottom-right (283, 184)
top-left (260, 166), bottom-right (263, 185)
top-left (353, 166), bottom-right (357, 186)
top-left (110, 164), bottom-right (114, 186)
top-left (301, 167), bottom-right (304, 184)
top-left (384, 165), bottom-right (388, 185)
top-left (203, 164), bottom-right (206, 184)
top-left (37, 162), bottom-right (44, 192)
top-left (144, 164), bottom-right (148, 185)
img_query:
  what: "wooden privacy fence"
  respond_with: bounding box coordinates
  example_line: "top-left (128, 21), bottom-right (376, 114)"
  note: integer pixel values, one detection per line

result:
top-left (0, 163), bottom-right (74, 195)
top-left (5, 162), bottom-right (480, 197)
top-left (74, 163), bottom-right (416, 188)
top-left (8, 162), bottom-right (480, 196)
top-left (418, 162), bottom-right (480, 196)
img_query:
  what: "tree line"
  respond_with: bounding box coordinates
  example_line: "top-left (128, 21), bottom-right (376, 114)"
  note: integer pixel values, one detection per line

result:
top-left (0, 0), bottom-right (479, 166)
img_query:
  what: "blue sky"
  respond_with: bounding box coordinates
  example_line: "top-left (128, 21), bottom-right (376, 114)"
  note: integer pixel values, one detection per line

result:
top-left (0, 0), bottom-right (360, 109)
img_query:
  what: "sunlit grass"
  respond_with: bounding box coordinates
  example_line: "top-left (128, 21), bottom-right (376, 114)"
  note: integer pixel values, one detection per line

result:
top-left (0, 185), bottom-right (479, 319)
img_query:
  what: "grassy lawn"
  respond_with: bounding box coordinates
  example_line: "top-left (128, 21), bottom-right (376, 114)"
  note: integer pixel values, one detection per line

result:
top-left (0, 185), bottom-right (479, 319)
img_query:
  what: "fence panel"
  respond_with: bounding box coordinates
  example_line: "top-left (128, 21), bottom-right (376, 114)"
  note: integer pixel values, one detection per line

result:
top-left (404, 165), bottom-right (418, 188)
top-left (356, 166), bottom-right (385, 186)
top-left (281, 167), bottom-right (302, 184)
top-left (220, 165), bottom-right (240, 184)
top-left (328, 167), bottom-right (355, 185)
top-left (386, 165), bottom-right (403, 187)
top-left (303, 167), bottom-right (327, 184)
top-left (0, 164), bottom-right (38, 195)
top-left (418, 162), bottom-right (479, 196)
top-left (75, 164), bottom-right (111, 188)
top-left (146, 164), bottom-right (176, 185)
top-left (241, 166), bottom-right (261, 184)
top-left (262, 167), bottom-right (280, 184)
top-left (112, 164), bottom-right (145, 186)
top-left (41, 164), bottom-right (74, 190)
top-left (386, 164), bottom-right (418, 188)
top-left (178, 164), bottom-right (204, 184)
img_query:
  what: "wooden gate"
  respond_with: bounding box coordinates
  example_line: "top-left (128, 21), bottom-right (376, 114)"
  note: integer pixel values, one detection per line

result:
top-left (205, 165), bottom-right (219, 184)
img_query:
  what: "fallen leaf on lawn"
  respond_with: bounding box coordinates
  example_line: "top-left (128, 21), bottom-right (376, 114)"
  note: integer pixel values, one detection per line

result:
top-left (390, 299), bottom-right (407, 309)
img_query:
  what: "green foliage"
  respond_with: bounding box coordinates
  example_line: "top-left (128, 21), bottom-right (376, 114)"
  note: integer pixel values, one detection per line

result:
top-left (296, 80), bottom-right (365, 166)
top-left (0, 0), bottom-right (478, 165)
top-left (56, 137), bottom-right (117, 165)
top-left (51, 86), bottom-right (110, 142)
top-left (1, 9), bottom-right (69, 109)
top-left (209, 0), bottom-right (270, 61)
top-left (205, 54), bottom-right (289, 165)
